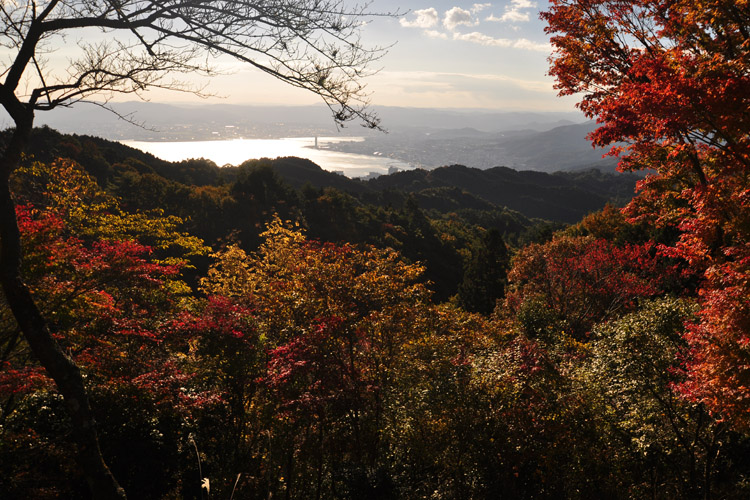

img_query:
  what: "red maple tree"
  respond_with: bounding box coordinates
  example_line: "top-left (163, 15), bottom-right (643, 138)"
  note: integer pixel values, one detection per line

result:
top-left (543, 0), bottom-right (750, 428)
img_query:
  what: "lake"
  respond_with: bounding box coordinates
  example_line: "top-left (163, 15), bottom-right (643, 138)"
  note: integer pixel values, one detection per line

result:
top-left (120, 136), bottom-right (411, 178)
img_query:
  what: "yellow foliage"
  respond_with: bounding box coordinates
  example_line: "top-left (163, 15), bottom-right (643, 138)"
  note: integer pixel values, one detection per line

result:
top-left (202, 214), bottom-right (431, 346)
top-left (13, 159), bottom-right (210, 269)
top-left (200, 244), bottom-right (253, 298)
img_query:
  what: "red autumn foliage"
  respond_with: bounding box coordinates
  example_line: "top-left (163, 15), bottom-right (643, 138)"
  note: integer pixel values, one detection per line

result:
top-left (678, 253), bottom-right (750, 428)
top-left (1, 203), bottom-right (201, 412)
top-left (506, 235), bottom-right (671, 339)
top-left (0, 363), bottom-right (49, 396)
top-left (266, 315), bottom-right (377, 420)
top-left (543, 0), bottom-right (750, 428)
top-left (168, 295), bottom-right (261, 410)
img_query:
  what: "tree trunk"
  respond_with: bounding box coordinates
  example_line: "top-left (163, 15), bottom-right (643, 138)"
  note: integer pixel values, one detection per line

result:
top-left (0, 121), bottom-right (126, 499)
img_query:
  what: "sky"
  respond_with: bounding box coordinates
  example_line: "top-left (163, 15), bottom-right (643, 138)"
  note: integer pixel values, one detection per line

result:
top-left (142, 0), bottom-right (579, 113)
top-left (359, 0), bottom-right (577, 111)
top-left (1, 1), bottom-right (579, 115)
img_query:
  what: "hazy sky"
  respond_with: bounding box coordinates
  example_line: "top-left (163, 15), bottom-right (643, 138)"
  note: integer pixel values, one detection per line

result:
top-left (2, 1), bottom-right (578, 114)
top-left (143, 0), bottom-right (578, 112)
top-left (361, 0), bottom-right (576, 111)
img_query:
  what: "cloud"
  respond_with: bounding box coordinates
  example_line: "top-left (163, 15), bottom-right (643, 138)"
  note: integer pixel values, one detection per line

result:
top-left (512, 38), bottom-right (551, 51)
top-left (400, 8), bottom-right (440, 29)
top-left (454, 31), bottom-right (512, 46)
top-left (398, 3), bottom-right (548, 53)
top-left (487, 0), bottom-right (537, 23)
top-left (486, 11), bottom-right (529, 22)
top-left (424, 30), bottom-right (449, 40)
top-left (444, 7), bottom-right (478, 31)
top-left (471, 3), bottom-right (492, 14)
top-left (370, 70), bottom-right (560, 98)
top-left (452, 31), bottom-right (551, 52)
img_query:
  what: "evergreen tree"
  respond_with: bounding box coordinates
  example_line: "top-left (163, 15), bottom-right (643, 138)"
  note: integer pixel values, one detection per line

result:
top-left (458, 229), bottom-right (509, 315)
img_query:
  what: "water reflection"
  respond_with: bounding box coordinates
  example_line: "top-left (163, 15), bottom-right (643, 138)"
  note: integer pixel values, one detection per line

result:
top-left (120, 137), bottom-right (411, 178)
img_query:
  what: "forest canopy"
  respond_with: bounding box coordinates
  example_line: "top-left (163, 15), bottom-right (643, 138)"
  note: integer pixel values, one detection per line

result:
top-left (2, 0), bottom-right (750, 498)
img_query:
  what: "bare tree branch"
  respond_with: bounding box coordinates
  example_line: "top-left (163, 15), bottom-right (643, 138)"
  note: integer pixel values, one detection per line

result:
top-left (0, 2), bottom-right (398, 498)
top-left (2, 0), bottom-right (396, 128)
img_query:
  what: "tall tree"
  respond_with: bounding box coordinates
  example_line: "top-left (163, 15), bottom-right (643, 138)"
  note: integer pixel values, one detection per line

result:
top-left (543, 0), bottom-right (750, 429)
top-left (200, 217), bottom-right (431, 497)
top-left (457, 228), bottom-right (509, 315)
top-left (505, 235), bottom-right (667, 341)
top-left (0, 2), bottom-right (389, 497)
top-left (1, 159), bottom-right (209, 497)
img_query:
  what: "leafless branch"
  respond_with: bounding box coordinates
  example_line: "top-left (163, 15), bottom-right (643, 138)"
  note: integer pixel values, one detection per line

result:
top-left (0, 0), bottom-right (399, 129)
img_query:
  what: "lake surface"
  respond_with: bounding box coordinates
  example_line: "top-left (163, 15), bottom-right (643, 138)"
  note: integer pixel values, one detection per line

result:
top-left (120, 137), bottom-right (411, 178)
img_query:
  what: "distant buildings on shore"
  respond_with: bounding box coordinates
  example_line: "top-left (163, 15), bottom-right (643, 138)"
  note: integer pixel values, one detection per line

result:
top-left (358, 165), bottom-right (401, 180)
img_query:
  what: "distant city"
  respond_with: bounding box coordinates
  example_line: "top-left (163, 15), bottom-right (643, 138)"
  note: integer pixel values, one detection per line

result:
top-left (23, 102), bottom-right (617, 173)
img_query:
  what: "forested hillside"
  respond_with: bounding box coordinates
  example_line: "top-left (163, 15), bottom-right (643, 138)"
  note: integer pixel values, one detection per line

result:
top-left (3, 155), bottom-right (749, 499)
top-left (5, 126), bottom-right (638, 299)
top-left (2, 1), bottom-right (750, 499)
top-left (13, 126), bottom-right (637, 222)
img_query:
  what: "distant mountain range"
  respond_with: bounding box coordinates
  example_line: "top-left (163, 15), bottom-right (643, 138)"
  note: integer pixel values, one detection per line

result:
top-left (326, 120), bottom-right (619, 172)
top-left (482, 121), bottom-right (620, 171)
top-left (15, 126), bottom-right (638, 224)
top-left (4, 101), bottom-right (619, 173)
top-left (24, 101), bottom-right (586, 140)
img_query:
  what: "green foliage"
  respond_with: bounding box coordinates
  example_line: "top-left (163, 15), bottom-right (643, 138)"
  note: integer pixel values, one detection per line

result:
top-left (367, 165), bottom-right (639, 223)
top-left (12, 159), bottom-right (209, 269)
top-left (576, 298), bottom-right (750, 499)
top-left (457, 228), bottom-right (509, 315)
top-left (4, 133), bottom-right (750, 498)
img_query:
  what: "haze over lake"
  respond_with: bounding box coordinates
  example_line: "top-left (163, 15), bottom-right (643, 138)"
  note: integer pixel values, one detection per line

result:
top-left (120, 136), bottom-right (412, 178)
